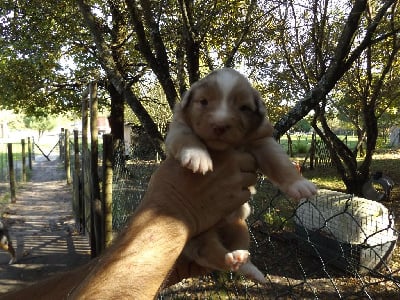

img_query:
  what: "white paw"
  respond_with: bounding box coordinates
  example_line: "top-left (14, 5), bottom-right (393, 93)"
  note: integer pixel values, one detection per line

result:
top-left (285, 179), bottom-right (317, 200)
top-left (180, 147), bottom-right (213, 174)
top-left (225, 250), bottom-right (249, 271)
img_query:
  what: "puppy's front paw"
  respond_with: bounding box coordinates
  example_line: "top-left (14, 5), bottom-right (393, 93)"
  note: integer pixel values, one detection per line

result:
top-left (284, 179), bottom-right (317, 200)
top-left (180, 147), bottom-right (213, 174)
top-left (225, 250), bottom-right (249, 271)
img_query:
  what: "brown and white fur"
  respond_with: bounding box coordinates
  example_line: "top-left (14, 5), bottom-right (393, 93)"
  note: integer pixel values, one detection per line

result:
top-left (0, 220), bottom-right (16, 264)
top-left (166, 68), bottom-right (317, 284)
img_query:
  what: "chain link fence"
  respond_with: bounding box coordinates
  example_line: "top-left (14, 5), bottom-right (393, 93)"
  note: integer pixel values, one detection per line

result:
top-left (68, 131), bottom-right (399, 298)
top-left (157, 179), bottom-right (399, 299)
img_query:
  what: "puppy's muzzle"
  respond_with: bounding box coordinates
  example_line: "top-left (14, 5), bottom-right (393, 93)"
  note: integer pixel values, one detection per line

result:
top-left (213, 124), bottom-right (231, 136)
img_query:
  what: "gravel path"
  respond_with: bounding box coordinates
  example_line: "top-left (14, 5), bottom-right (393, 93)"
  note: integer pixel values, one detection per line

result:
top-left (0, 158), bottom-right (90, 296)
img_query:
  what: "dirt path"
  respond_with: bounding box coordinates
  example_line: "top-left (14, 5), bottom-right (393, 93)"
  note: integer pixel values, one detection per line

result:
top-left (0, 158), bottom-right (90, 295)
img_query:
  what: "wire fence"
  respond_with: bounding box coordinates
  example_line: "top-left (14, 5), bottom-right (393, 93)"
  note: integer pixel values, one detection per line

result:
top-left (107, 146), bottom-right (400, 299)
top-left (0, 142), bottom-right (29, 183)
top-left (157, 182), bottom-right (399, 299)
top-left (67, 132), bottom-right (400, 299)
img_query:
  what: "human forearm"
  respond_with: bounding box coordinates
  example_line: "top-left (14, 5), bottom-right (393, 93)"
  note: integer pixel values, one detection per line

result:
top-left (72, 205), bottom-right (190, 299)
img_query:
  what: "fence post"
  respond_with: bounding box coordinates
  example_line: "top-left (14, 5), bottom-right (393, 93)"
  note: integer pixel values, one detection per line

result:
top-left (21, 139), bottom-right (26, 182)
top-left (82, 87), bottom-right (94, 256)
top-left (89, 81), bottom-right (104, 255)
top-left (309, 133), bottom-right (316, 170)
top-left (32, 137), bottom-right (35, 161)
top-left (59, 128), bottom-right (65, 160)
top-left (65, 129), bottom-right (71, 184)
top-left (7, 143), bottom-right (16, 203)
top-left (73, 129), bottom-right (83, 233)
top-left (28, 137), bottom-right (32, 170)
top-left (103, 134), bottom-right (113, 248)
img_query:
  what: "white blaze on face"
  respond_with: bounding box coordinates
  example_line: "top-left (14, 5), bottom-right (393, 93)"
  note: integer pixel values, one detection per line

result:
top-left (213, 70), bottom-right (239, 122)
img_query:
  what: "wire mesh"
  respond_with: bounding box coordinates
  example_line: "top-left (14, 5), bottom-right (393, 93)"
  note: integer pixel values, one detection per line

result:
top-left (81, 139), bottom-right (400, 299)
top-left (111, 143), bottom-right (158, 231)
top-left (159, 178), bottom-right (399, 299)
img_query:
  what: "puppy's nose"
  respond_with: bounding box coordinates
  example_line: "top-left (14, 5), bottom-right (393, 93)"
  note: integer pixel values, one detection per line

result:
top-left (213, 125), bottom-right (230, 136)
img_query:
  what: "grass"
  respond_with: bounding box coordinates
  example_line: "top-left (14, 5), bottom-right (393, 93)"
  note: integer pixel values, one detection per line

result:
top-left (278, 134), bottom-right (359, 157)
top-left (302, 147), bottom-right (400, 198)
top-left (0, 141), bottom-right (34, 216)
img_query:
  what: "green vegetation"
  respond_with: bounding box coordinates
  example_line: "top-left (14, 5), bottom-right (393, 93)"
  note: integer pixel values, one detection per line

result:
top-left (0, 1), bottom-right (399, 194)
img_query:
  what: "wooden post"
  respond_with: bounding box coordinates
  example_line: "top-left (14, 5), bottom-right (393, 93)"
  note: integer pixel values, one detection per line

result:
top-left (103, 134), bottom-right (113, 248)
top-left (89, 81), bottom-right (103, 255)
top-left (32, 137), bottom-right (35, 161)
top-left (309, 132), bottom-right (316, 170)
top-left (7, 143), bottom-right (16, 203)
top-left (81, 89), bottom-right (88, 238)
top-left (21, 139), bottom-right (26, 182)
top-left (28, 137), bottom-right (32, 170)
top-left (73, 129), bottom-right (83, 233)
top-left (73, 130), bottom-right (81, 173)
top-left (82, 88), bottom-right (92, 253)
top-left (65, 129), bottom-right (71, 184)
top-left (59, 128), bottom-right (65, 160)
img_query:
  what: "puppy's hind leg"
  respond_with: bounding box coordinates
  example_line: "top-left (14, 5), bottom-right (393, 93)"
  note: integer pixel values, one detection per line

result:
top-left (184, 229), bottom-right (246, 272)
top-left (222, 214), bottom-right (266, 284)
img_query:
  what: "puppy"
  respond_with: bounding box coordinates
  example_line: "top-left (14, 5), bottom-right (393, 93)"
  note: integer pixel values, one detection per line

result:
top-left (166, 68), bottom-right (317, 283)
top-left (0, 220), bottom-right (16, 264)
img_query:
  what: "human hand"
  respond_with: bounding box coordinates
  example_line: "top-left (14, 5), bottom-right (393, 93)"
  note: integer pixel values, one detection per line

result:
top-left (142, 149), bottom-right (257, 238)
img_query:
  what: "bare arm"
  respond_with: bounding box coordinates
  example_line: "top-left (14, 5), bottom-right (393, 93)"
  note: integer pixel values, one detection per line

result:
top-left (73, 151), bottom-right (256, 298)
top-left (4, 151), bottom-right (256, 299)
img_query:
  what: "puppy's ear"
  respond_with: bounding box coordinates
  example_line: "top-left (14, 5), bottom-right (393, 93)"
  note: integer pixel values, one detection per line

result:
top-left (180, 89), bottom-right (193, 109)
top-left (247, 90), bottom-right (274, 141)
top-left (253, 89), bottom-right (266, 117)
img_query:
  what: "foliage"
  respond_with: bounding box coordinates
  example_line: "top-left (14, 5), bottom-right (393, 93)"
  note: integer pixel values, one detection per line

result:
top-left (0, 1), bottom-right (91, 116)
top-left (1, 0), bottom-right (399, 190)
top-left (261, 0), bottom-right (400, 194)
top-left (263, 208), bottom-right (288, 231)
top-left (23, 115), bottom-right (57, 139)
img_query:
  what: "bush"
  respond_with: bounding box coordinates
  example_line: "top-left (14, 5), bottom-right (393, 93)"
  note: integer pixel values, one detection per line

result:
top-left (294, 141), bottom-right (309, 154)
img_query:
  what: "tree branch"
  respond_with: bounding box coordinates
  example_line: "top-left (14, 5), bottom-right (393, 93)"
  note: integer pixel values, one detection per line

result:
top-left (274, 0), bottom-right (368, 137)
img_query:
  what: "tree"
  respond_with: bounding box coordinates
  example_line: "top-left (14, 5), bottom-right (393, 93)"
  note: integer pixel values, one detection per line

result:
top-left (0, 1), bottom-right (90, 115)
top-left (22, 115), bottom-right (57, 140)
top-left (1, 0), bottom-right (399, 194)
top-left (263, 0), bottom-right (400, 195)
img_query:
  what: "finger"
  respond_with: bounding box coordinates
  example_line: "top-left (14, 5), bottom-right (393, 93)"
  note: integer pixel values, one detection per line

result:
top-left (165, 259), bottom-right (211, 287)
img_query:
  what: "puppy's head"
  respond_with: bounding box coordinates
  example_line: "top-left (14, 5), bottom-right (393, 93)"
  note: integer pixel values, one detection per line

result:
top-left (178, 68), bottom-right (267, 150)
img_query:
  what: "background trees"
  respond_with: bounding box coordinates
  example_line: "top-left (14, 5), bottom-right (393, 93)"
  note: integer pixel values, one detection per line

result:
top-left (0, 0), bottom-right (399, 194)
top-left (252, 0), bottom-right (400, 194)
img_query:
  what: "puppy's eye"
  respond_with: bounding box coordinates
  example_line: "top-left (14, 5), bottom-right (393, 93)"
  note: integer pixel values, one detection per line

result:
top-left (199, 99), bottom-right (208, 107)
top-left (239, 105), bottom-right (251, 112)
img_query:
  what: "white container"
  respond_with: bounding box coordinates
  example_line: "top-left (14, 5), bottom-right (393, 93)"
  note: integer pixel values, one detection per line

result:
top-left (294, 189), bottom-right (397, 274)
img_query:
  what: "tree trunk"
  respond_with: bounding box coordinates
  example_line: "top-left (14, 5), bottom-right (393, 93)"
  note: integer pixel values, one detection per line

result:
top-left (311, 102), bottom-right (377, 196)
top-left (107, 82), bottom-right (124, 142)
top-left (125, 0), bottom-right (179, 110)
top-left (77, 0), bottom-right (166, 158)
